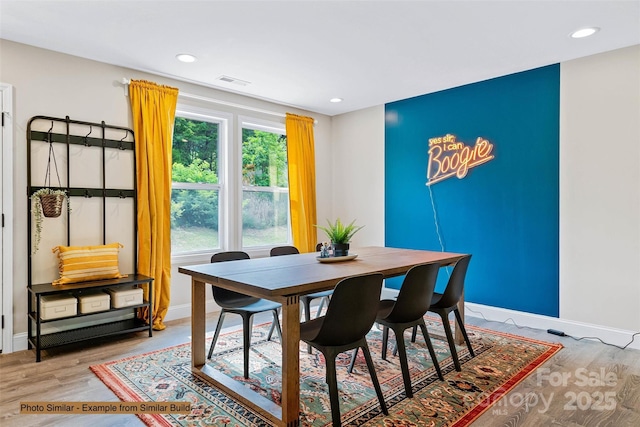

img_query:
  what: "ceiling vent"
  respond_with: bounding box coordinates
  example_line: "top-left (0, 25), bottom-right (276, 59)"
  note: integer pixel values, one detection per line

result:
top-left (216, 75), bottom-right (250, 86)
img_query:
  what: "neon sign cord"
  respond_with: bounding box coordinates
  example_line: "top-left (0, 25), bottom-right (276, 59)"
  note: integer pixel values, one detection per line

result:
top-left (427, 182), bottom-right (451, 277)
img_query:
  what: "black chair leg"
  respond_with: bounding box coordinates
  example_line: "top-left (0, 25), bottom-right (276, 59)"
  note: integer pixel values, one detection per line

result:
top-left (208, 311), bottom-right (227, 359)
top-left (316, 296), bottom-right (328, 317)
top-left (393, 326), bottom-right (415, 356)
top-left (347, 348), bottom-right (358, 374)
top-left (381, 326), bottom-right (390, 360)
top-left (453, 308), bottom-right (475, 357)
top-left (271, 309), bottom-right (283, 342)
top-left (360, 342), bottom-right (389, 415)
top-left (418, 322), bottom-right (444, 380)
top-left (302, 297), bottom-right (313, 354)
top-left (392, 327), bottom-right (413, 398)
top-left (266, 307), bottom-right (279, 341)
top-left (438, 310), bottom-right (461, 371)
top-left (302, 297), bottom-right (312, 322)
top-left (323, 350), bottom-right (342, 427)
top-left (242, 314), bottom-right (253, 379)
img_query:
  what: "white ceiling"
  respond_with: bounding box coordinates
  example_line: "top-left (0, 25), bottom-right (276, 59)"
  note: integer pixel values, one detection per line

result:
top-left (1, 0), bottom-right (639, 116)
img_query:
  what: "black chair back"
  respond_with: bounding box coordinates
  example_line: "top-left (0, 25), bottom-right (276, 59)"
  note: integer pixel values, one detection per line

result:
top-left (210, 251), bottom-right (259, 308)
top-left (211, 251), bottom-right (250, 263)
top-left (385, 263), bottom-right (439, 323)
top-left (270, 246), bottom-right (299, 256)
top-left (437, 255), bottom-right (472, 308)
top-left (311, 273), bottom-right (383, 347)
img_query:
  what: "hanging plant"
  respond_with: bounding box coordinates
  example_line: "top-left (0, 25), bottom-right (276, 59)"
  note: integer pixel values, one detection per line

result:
top-left (31, 126), bottom-right (70, 254)
top-left (31, 188), bottom-right (70, 254)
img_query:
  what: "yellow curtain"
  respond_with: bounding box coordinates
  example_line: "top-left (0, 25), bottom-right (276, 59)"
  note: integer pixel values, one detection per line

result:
top-left (129, 79), bottom-right (178, 331)
top-left (285, 113), bottom-right (317, 253)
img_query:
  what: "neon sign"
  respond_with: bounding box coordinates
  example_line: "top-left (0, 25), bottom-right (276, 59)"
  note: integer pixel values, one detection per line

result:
top-left (426, 134), bottom-right (495, 186)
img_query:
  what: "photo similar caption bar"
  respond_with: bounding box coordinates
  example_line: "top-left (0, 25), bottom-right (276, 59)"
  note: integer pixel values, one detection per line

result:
top-left (20, 401), bottom-right (191, 414)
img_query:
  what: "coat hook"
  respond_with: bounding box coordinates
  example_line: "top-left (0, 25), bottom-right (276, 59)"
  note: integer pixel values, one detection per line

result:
top-left (47, 121), bottom-right (54, 143)
top-left (84, 189), bottom-right (92, 198)
top-left (118, 191), bottom-right (126, 199)
top-left (84, 126), bottom-right (93, 146)
top-left (118, 130), bottom-right (129, 150)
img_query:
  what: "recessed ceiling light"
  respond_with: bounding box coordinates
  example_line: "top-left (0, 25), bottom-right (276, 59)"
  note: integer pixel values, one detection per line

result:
top-left (570, 27), bottom-right (600, 39)
top-left (176, 53), bottom-right (197, 63)
top-left (330, 98), bottom-right (343, 103)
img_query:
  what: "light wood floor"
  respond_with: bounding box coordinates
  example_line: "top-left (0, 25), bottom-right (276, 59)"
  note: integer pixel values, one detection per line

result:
top-left (1, 312), bottom-right (639, 427)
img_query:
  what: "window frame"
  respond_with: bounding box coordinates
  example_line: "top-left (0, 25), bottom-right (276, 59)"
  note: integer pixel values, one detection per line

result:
top-left (170, 106), bottom-right (231, 264)
top-left (171, 106), bottom-right (291, 264)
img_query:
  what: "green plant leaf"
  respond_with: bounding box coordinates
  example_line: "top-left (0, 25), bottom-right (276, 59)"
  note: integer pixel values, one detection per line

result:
top-left (314, 218), bottom-right (364, 244)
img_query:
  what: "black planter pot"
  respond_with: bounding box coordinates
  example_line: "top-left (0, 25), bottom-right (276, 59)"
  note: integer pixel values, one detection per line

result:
top-left (332, 242), bottom-right (350, 257)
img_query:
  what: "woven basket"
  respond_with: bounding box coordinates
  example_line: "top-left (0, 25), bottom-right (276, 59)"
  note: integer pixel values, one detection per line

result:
top-left (40, 193), bottom-right (65, 218)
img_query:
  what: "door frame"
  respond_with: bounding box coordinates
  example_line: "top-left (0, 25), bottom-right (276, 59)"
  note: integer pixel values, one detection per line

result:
top-left (1, 82), bottom-right (14, 353)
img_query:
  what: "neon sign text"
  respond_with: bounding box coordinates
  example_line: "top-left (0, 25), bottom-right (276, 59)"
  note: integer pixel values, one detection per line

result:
top-left (426, 134), bottom-right (495, 186)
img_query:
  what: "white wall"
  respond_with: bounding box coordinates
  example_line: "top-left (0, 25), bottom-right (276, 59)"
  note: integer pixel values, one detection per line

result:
top-left (559, 45), bottom-right (640, 331)
top-left (331, 46), bottom-right (640, 346)
top-left (0, 40), bottom-right (332, 342)
top-left (329, 106), bottom-right (385, 247)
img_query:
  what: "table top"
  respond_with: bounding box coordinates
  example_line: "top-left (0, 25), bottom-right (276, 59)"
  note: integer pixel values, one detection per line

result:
top-left (178, 246), bottom-right (466, 299)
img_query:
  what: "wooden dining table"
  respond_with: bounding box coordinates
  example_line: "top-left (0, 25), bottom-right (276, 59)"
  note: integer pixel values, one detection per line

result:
top-left (178, 246), bottom-right (467, 427)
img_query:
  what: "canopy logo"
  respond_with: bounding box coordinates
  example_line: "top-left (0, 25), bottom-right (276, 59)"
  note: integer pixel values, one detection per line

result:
top-left (426, 134), bottom-right (495, 186)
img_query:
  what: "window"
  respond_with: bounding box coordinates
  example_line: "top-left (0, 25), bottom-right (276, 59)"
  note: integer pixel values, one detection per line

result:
top-left (241, 120), bottom-right (289, 247)
top-left (170, 107), bottom-right (290, 257)
top-left (171, 112), bottom-right (222, 255)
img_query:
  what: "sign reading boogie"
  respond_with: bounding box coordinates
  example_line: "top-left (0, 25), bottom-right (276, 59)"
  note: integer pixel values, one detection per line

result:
top-left (426, 134), bottom-right (495, 186)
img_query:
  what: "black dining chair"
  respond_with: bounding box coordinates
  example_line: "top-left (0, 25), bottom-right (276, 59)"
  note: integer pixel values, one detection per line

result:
top-left (300, 272), bottom-right (388, 427)
top-left (424, 255), bottom-right (474, 372)
top-left (270, 245), bottom-right (332, 322)
top-left (348, 263), bottom-right (444, 398)
top-left (207, 251), bottom-right (283, 379)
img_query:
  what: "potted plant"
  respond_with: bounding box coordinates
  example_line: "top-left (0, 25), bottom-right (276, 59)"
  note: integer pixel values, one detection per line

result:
top-left (31, 188), bottom-right (69, 254)
top-left (315, 218), bottom-right (364, 257)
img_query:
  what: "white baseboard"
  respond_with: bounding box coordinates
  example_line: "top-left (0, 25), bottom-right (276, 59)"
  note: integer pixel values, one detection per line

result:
top-left (13, 332), bottom-right (27, 352)
top-left (465, 302), bottom-right (640, 351)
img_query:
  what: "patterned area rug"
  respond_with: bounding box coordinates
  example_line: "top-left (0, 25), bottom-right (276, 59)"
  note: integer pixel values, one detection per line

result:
top-left (91, 318), bottom-right (562, 426)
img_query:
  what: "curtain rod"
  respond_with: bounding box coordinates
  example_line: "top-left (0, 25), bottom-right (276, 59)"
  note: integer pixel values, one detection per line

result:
top-left (121, 78), bottom-right (315, 122)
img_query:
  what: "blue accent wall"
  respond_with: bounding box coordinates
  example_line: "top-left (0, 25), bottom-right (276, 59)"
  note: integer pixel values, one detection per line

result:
top-left (385, 65), bottom-right (559, 317)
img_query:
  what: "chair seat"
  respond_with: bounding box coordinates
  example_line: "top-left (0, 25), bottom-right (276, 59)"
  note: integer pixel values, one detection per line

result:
top-left (302, 290), bottom-right (333, 299)
top-left (224, 298), bottom-right (281, 314)
top-left (300, 316), bottom-right (324, 342)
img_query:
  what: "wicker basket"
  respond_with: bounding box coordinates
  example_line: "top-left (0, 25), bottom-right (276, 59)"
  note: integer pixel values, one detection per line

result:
top-left (40, 193), bottom-right (65, 218)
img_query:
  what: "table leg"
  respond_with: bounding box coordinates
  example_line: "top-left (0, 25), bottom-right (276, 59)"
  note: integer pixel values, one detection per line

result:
top-left (192, 279), bottom-right (206, 368)
top-left (455, 290), bottom-right (464, 345)
top-left (281, 295), bottom-right (300, 427)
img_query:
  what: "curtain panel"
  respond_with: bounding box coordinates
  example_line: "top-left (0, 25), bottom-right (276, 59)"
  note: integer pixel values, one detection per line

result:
top-left (129, 79), bottom-right (178, 330)
top-left (285, 113), bottom-right (317, 253)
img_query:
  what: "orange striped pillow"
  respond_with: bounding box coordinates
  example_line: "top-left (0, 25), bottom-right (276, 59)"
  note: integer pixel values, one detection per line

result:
top-left (52, 243), bottom-right (127, 285)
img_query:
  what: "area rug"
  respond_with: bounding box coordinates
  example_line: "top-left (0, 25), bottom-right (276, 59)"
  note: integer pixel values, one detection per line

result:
top-left (91, 318), bottom-right (562, 426)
